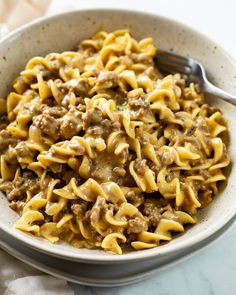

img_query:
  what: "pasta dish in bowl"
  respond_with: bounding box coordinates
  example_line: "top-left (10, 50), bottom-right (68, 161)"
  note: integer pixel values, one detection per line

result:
top-left (0, 29), bottom-right (230, 255)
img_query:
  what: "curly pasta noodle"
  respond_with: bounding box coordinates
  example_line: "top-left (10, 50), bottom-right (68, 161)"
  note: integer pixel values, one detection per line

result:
top-left (0, 30), bottom-right (230, 254)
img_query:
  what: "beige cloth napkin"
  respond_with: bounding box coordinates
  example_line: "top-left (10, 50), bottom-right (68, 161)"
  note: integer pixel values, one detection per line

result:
top-left (0, 248), bottom-right (74, 294)
top-left (0, 0), bottom-right (50, 33)
top-left (0, 249), bottom-right (74, 295)
top-left (0, 1), bottom-right (75, 294)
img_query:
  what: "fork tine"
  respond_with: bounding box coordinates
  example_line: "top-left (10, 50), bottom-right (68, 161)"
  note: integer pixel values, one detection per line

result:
top-left (157, 49), bottom-right (190, 66)
top-left (156, 60), bottom-right (192, 75)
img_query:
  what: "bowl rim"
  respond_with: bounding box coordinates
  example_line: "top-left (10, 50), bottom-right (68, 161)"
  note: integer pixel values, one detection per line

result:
top-left (1, 216), bottom-right (235, 286)
top-left (0, 7), bottom-right (236, 263)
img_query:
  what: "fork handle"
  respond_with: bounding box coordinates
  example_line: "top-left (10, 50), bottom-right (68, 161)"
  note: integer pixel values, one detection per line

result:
top-left (202, 81), bottom-right (236, 106)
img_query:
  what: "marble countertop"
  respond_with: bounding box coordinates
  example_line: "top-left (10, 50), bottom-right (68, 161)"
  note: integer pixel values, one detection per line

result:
top-left (54, 0), bottom-right (236, 294)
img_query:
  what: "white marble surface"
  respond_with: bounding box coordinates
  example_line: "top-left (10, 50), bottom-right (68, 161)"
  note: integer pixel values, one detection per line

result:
top-left (49, 0), bottom-right (236, 294)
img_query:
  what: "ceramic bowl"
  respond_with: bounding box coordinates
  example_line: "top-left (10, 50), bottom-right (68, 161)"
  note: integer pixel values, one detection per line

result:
top-left (0, 9), bottom-right (236, 264)
top-left (1, 215), bottom-right (235, 286)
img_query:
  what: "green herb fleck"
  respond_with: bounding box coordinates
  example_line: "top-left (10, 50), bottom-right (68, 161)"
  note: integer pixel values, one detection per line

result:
top-left (116, 104), bottom-right (126, 111)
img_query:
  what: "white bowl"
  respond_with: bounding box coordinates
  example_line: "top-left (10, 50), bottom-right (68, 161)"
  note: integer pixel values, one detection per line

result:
top-left (1, 216), bottom-right (235, 286)
top-left (0, 9), bottom-right (236, 264)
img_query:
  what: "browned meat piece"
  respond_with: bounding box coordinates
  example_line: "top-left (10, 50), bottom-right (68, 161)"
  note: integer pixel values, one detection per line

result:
top-left (90, 196), bottom-right (107, 227)
top-left (113, 120), bottom-right (122, 129)
top-left (15, 141), bottom-right (34, 159)
top-left (198, 169), bottom-right (211, 180)
top-left (42, 106), bottom-right (67, 118)
top-left (53, 79), bottom-right (67, 94)
top-left (86, 119), bottom-right (120, 138)
top-left (113, 167), bottom-right (126, 177)
top-left (101, 119), bottom-right (114, 131)
top-left (60, 117), bottom-right (81, 139)
top-left (49, 163), bottom-right (63, 174)
top-left (129, 53), bottom-right (152, 64)
top-left (23, 97), bottom-right (42, 116)
top-left (76, 104), bottom-right (86, 112)
top-left (0, 181), bottom-right (14, 198)
top-left (0, 180), bottom-right (23, 201)
top-left (46, 53), bottom-right (64, 71)
top-left (74, 78), bottom-right (89, 96)
top-left (101, 120), bottom-right (121, 137)
top-left (4, 146), bottom-right (17, 164)
top-left (49, 60), bottom-right (63, 71)
top-left (86, 126), bottom-right (103, 136)
top-left (143, 199), bottom-right (161, 226)
top-left (173, 74), bottom-right (185, 88)
top-left (126, 190), bottom-right (144, 207)
top-left (109, 89), bottom-right (128, 105)
top-left (71, 203), bottom-right (87, 219)
top-left (133, 159), bottom-right (149, 175)
top-left (83, 105), bottom-right (121, 137)
top-left (0, 115), bottom-right (8, 131)
top-left (128, 99), bottom-right (150, 109)
top-left (127, 215), bottom-right (148, 234)
top-left (184, 86), bottom-right (200, 100)
top-left (149, 162), bottom-right (160, 174)
top-left (33, 114), bottom-right (60, 141)
top-left (83, 107), bottom-right (103, 129)
top-left (55, 167), bottom-right (81, 184)
top-left (0, 130), bottom-right (19, 152)
top-left (96, 71), bottom-right (118, 89)
top-left (0, 172), bottom-right (40, 201)
top-left (15, 172), bottom-right (40, 195)
top-left (9, 200), bottom-right (26, 214)
top-left (60, 108), bottom-right (82, 139)
top-left (90, 167), bottom-right (108, 183)
top-left (198, 189), bottom-right (213, 207)
top-left (28, 179), bottom-right (41, 195)
top-left (201, 104), bottom-right (220, 116)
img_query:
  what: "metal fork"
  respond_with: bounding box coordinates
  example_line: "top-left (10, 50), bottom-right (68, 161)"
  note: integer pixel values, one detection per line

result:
top-left (155, 49), bottom-right (236, 106)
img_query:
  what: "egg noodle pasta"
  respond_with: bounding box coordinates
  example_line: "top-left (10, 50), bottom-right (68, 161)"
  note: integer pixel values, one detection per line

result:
top-left (0, 30), bottom-right (230, 254)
